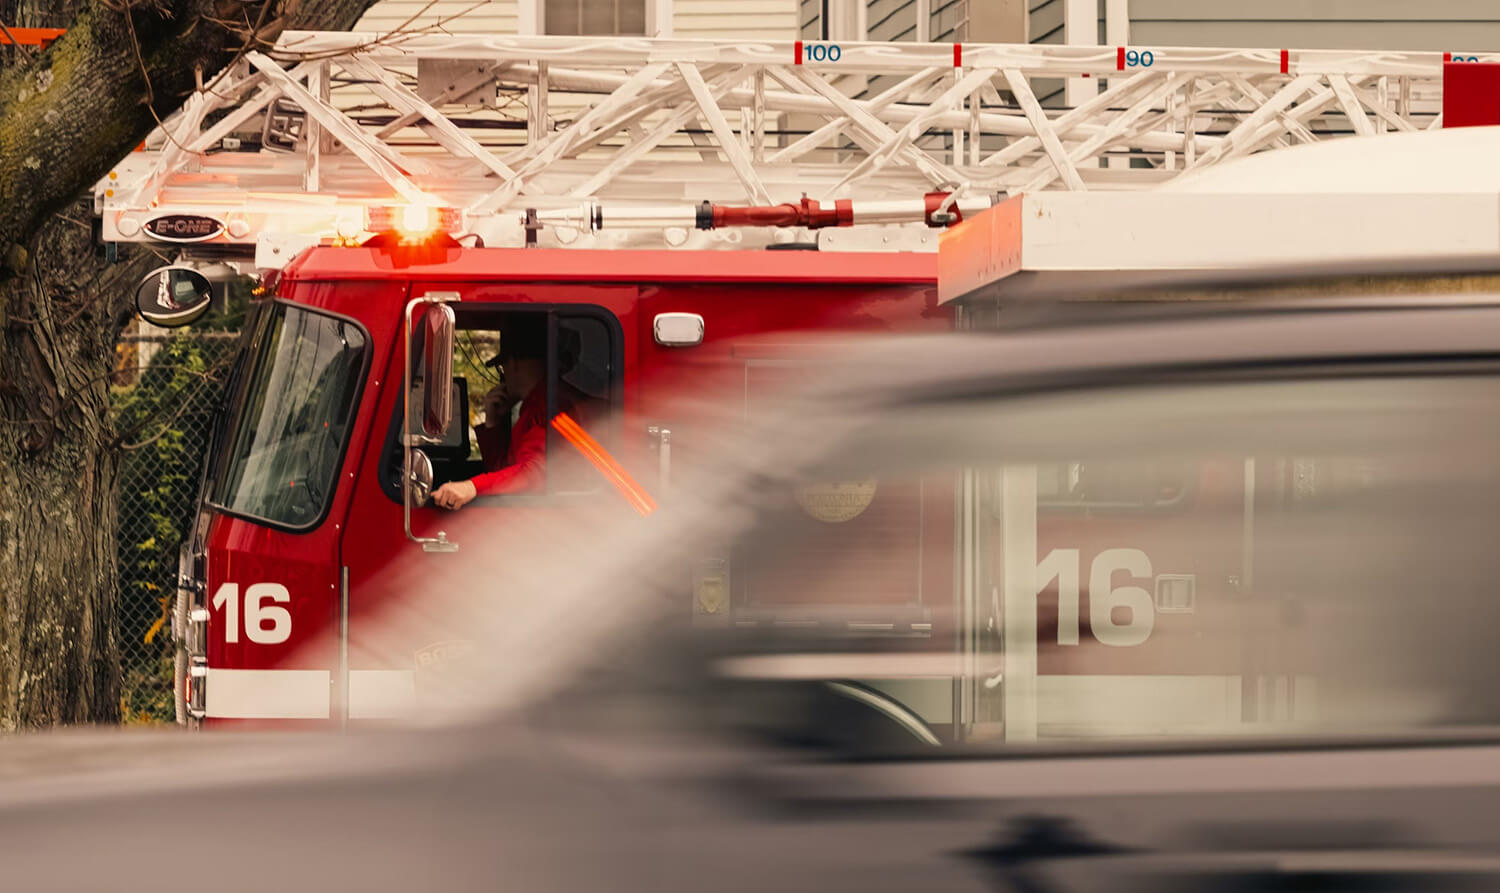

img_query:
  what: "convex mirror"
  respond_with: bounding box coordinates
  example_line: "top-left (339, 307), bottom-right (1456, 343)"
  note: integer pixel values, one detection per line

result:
top-left (135, 266), bottom-right (214, 328)
top-left (406, 449), bottom-right (434, 507)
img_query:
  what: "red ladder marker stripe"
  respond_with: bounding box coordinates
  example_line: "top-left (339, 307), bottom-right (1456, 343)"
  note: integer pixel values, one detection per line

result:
top-left (953, 43), bottom-right (962, 67)
top-left (1444, 52), bottom-right (1453, 62)
top-left (1117, 46), bottom-right (1126, 70)
top-left (795, 40), bottom-right (803, 64)
top-left (1280, 49), bottom-right (1290, 74)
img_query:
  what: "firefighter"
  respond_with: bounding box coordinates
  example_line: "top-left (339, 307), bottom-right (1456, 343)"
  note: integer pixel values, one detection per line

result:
top-left (432, 317), bottom-right (583, 510)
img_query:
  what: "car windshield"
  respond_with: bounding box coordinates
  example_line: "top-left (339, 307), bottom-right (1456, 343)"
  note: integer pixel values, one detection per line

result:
top-left (215, 304), bottom-right (366, 529)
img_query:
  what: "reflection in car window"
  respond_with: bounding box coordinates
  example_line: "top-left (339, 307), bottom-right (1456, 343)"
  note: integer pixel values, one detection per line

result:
top-left (216, 304), bottom-right (366, 528)
top-left (701, 374), bottom-right (1500, 751)
top-left (1037, 460), bottom-right (1192, 510)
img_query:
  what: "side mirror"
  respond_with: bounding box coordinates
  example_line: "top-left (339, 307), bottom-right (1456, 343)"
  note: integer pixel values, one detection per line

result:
top-left (421, 304), bottom-right (455, 439)
top-left (402, 293), bottom-right (459, 553)
top-left (406, 449), bottom-right (434, 508)
top-left (135, 266), bottom-right (214, 328)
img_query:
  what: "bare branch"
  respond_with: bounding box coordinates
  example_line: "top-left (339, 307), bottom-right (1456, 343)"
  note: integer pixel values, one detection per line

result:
top-left (0, 0), bottom-right (388, 272)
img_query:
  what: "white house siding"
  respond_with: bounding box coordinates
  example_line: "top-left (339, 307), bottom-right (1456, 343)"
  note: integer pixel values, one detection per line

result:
top-left (930, 0), bottom-right (969, 41)
top-left (800, 0), bottom-right (820, 38)
top-left (1027, 0), bottom-right (1068, 105)
top-left (354, 0), bottom-right (520, 34)
top-left (1032, 0), bottom-right (1500, 53)
top-left (673, 0), bottom-right (797, 39)
top-left (1125, 0), bottom-right (1500, 52)
top-left (1027, 0), bottom-right (1500, 107)
top-left (1029, 0), bottom-right (1064, 45)
top-left (357, 0), bottom-right (802, 39)
top-left (867, 0), bottom-right (919, 42)
top-left (861, 0), bottom-right (917, 99)
top-left (1027, 1), bottom-right (1500, 69)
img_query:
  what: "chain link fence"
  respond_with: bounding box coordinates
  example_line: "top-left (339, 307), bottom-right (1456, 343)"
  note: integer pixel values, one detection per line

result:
top-left (113, 320), bottom-right (241, 724)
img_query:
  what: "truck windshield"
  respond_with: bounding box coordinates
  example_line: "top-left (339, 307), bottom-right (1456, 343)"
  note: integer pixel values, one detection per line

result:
top-left (215, 303), bottom-right (367, 529)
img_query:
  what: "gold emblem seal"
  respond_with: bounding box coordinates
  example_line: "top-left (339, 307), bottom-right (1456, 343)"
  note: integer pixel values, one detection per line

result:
top-left (694, 559), bottom-right (729, 614)
top-left (794, 479), bottom-right (878, 523)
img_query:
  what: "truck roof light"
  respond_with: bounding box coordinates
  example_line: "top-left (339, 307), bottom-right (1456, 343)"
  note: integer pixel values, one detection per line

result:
top-left (366, 205), bottom-right (461, 243)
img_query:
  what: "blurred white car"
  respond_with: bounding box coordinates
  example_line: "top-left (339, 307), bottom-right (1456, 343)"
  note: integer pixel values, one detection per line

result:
top-left (11, 298), bottom-right (1500, 892)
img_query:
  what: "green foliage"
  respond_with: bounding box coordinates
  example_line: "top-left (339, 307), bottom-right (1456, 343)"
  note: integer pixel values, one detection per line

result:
top-left (120, 656), bottom-right (175, 726)
top-left (112, 284), bottom-right (248, 724)
top-left (453, 328), bottom-right (501, 459)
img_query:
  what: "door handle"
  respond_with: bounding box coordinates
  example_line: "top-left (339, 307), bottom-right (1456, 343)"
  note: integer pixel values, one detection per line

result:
top-left (647, 425), bottom-right (671, 487)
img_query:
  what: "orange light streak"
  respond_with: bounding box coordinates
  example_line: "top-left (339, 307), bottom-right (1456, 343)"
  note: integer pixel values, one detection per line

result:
top-left (550, 413), bottom-right (658, 516)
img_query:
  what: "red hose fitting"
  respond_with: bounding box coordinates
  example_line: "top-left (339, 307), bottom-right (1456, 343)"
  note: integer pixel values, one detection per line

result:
top-left (707, 196), bottom-right (856, 229)
top-left (924, 191), bottom-right (962, 227)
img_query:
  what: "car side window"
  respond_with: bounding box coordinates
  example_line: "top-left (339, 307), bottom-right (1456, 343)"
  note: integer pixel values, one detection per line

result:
top-left (694, 373), bottom-right (1500, 752)
top-left (1037, 460), bottom-right (1193, 511)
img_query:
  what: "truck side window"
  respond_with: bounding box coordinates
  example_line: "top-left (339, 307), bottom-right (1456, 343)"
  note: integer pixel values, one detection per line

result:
top-left (380, 306), bottom-right (621, 504)
top-left (215, 303), bottom-right (368, 530)
top-left (548, 315), bottom-right (616, 494)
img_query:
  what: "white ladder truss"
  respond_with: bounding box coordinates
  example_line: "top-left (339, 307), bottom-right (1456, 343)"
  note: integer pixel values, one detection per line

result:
top-left (95, 32), bottom-right (1476, 255)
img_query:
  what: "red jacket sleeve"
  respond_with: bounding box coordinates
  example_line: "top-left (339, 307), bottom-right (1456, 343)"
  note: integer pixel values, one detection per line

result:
top-left (475, 421), bottom-right (510, 471)
top-left (469, 408), bottom-right (546, 495)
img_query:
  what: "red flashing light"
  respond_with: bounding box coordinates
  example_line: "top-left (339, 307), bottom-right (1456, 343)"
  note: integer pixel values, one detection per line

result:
top-left (366, 205), bottom-right (461, 242)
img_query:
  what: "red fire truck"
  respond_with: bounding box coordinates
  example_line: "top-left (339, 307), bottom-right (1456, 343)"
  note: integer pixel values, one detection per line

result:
top-left (99, 31), bottom-right (1495, 734)
top-left (167, 240), bottom-right (949, 725)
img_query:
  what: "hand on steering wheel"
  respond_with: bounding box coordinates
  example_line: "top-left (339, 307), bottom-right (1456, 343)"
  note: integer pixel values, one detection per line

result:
top-left (432, 479), bottom-right (477, 510)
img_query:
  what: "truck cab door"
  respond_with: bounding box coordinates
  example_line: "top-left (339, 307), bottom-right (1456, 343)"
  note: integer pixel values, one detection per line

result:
top-left (191, 297), bottom-right (377, 726)
top-left (336, 285), bottom-right (637, 723)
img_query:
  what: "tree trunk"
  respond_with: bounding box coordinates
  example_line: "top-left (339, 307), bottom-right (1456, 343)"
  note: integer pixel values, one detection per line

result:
top-left (0, 0), bottom-right (138, 729)
top-left (0, 202), bottom-right (142, 728)
top-left (0, 0), bottom-right (381, 727)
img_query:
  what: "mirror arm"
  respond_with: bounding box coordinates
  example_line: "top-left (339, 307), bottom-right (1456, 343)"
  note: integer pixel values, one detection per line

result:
top-left (403, 292), bottom-right (461, 553)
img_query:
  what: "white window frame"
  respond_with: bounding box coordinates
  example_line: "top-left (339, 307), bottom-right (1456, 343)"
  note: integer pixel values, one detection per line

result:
top-left (824, 0), bottom-right (867, 41)
top-left (1063, 0), bottom-right (1095, 107)
top-left (1105, 0), bottom-right (1129, 45)
top-left (519, 0), bottom-right (672, 36)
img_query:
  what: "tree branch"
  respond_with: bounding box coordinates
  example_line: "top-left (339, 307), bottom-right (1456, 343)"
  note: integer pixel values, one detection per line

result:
top-left (0, 0), bottom-right (383, 274)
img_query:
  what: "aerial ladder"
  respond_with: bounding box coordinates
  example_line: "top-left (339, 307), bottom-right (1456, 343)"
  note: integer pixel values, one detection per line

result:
top-left (94, 31), bottom-right (1496, 267)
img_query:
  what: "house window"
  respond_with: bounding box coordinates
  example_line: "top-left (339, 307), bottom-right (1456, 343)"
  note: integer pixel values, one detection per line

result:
top-left (545, 0), bottom-right (646, 35)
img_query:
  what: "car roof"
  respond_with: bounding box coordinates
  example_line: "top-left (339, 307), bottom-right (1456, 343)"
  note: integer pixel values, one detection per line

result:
top-left (961, 255), bottom-right (1500, 308)
top-left (825, 302), bottom-right (1500, 410)
top-left (1159, 124), bottom-right (1500, 196)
